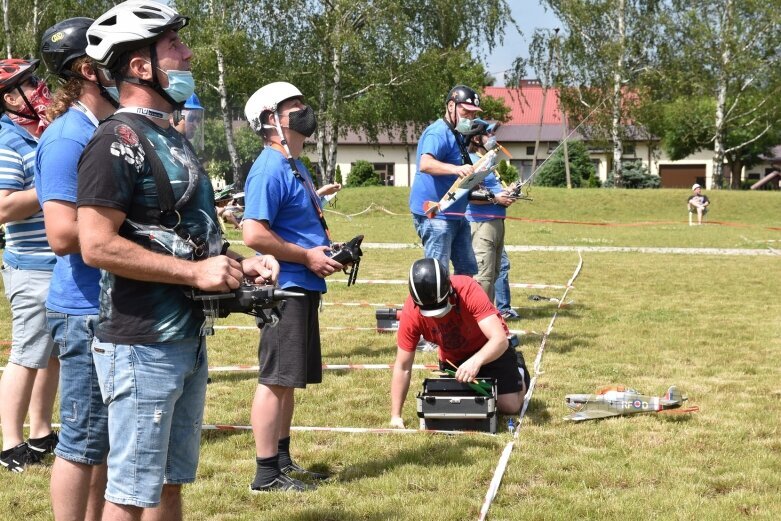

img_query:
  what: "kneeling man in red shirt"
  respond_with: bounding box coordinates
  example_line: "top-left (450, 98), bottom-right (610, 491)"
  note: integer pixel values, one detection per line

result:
top-left (390, 258), bottom-right (530, 428)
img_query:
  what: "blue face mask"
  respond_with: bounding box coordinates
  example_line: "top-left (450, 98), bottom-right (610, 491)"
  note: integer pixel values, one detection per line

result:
top-left (161, 69), bottom-right (195, 103)
top-left (105, 86), bottom-right (119, 102)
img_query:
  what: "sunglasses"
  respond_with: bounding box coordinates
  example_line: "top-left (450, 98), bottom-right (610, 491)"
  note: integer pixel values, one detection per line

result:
top-left (24, 76), bottom-right (41, 88)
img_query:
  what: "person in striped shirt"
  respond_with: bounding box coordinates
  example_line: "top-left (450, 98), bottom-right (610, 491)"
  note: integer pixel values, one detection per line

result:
top-left (0, 58), bottom-right (59, 473)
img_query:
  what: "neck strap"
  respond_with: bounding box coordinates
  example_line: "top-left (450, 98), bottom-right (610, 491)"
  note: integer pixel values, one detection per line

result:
top-left (116, 106), bottom-right (170, 121)
top-left (443, 118), bottom-right (472, 166)
top-left (268, 142), bottom-right (331, 243)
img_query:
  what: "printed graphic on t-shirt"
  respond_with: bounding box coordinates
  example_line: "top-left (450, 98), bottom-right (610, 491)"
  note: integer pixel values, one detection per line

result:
top-left (78, 115), bottom-right (221, 344)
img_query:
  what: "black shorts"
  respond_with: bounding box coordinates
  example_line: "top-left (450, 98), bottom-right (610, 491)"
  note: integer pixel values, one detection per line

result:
top-left (441, 347), bottom-right (525, 395)
top-left (257, 287), bottom-right (322, 388)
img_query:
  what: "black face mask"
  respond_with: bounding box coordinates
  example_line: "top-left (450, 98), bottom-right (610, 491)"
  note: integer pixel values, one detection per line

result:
top-left (287, 105), bottom-right (317, 137)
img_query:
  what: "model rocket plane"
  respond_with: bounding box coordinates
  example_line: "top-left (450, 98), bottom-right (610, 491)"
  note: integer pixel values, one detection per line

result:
top-left (563, 385), bottom-right (699, 422)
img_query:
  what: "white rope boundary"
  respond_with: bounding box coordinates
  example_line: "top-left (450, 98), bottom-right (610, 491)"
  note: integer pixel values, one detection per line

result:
top-left (477, 252), bottom-right (584, 521)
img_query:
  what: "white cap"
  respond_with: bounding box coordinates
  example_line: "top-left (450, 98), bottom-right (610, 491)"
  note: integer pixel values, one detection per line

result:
top-left (244, 82), bottom-right (303, 133)
top-left (692, 183), bottom-right (701, 190)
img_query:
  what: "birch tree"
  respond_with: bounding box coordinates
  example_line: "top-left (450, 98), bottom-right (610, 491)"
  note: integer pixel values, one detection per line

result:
top-left (521, 0), bottom-right (662, 187)
top-left (644, 0), bottom-right (781, 188)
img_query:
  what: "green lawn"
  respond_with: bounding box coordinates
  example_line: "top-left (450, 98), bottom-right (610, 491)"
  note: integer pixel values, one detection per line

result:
top-left (1, 187), bottom-right (780, 520)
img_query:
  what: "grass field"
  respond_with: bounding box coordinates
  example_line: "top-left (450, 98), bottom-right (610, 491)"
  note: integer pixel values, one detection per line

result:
top-left (1, 187), bottom-right (780, 520)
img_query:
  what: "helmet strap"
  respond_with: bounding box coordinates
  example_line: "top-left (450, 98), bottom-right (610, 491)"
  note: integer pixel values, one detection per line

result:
top-left (93, 72), bottom-right (120, 109)
top-left (272, 109), bottom-right (295, 160)
top-left (117, 44), bottom-right (183, 110)
top-left (5, 87), bottom-right (40, 121)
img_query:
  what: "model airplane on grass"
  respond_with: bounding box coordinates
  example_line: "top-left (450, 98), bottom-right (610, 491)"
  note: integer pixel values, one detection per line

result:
top-left (563, 385), bottom-right (699, 422)
top-left (422, 145), bottom-right (511, 218)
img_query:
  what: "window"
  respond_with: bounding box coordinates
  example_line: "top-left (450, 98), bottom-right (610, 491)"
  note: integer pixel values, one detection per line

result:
top-left (547, 142), bottom-right (559, 154)
top-left (526, 146), bottom-right (536, 156)
top-left (512, 159), bottom-right (534, 182)
top-left (622, 143), bottom-right (636, 156)
top-left (372, 162), bottom-right (395, 186)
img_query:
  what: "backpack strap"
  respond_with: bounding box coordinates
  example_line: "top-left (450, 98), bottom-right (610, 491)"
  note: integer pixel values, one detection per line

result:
top-left (109, 112), bottom-right (179, 227)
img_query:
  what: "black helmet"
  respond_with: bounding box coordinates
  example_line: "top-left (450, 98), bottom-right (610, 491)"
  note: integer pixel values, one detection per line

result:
top-left (41, 17), bottom-right (94, 78)
top-left (446, 85), bottom-right (482, 111)
top-left (409, 258), bottom-right (452, 317)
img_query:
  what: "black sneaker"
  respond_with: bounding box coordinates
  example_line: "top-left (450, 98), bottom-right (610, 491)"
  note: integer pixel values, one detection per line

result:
top-left (281, 461), bottom-right (330, 480)
top-left (250, 473), bottom-right (316, 492)
top-left (0, 443), bottom-right (34, 473)
top-left (27, 431), bottom-right (58, 463)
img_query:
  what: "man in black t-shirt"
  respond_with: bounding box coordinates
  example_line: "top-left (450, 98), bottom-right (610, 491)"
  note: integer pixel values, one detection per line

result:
top-left (76, 3), bottom-right (278, 520)
top-left (687, 183), bottom-right (710, 226)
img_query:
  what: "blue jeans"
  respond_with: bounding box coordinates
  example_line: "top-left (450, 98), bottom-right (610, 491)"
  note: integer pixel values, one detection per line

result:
top-left (47, 311), bottom-right (108, 465)
top-left (494, 249), bottom-right (512, 312)
top-left (92, 337), bottom-right (208, 508)
top-left (412, 214), bottom-right (477, 275)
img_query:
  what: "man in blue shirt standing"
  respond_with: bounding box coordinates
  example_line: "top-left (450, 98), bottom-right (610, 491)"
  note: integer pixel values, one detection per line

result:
top-left (409, 85), bottom-right (483, 276)
top-left (465, 123), bottom-right (516, 305)
top-left (243, 81), bottom-right (342, 492)
top-left (0, 58), bottom-right (59, 473)
top-left (37, 17), bottom-right (120, 520)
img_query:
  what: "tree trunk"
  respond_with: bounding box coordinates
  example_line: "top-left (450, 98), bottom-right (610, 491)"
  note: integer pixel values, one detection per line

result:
top-left (324, 36), bottom-right (342, 186)
top-left (2, 0), bottom-right (11, 59)
top-left (215, 47), bottom-right (241, 186)
top-left (610, 0), bottom-right (626, 187)
top-left (315, 88), bottom-right (327, 184)
top-left (730, 157), bottom-right (743, 189)
top-left (561, 110), bottom-right (571, 188)
top-left (712, 0), bottom-right (733, 190)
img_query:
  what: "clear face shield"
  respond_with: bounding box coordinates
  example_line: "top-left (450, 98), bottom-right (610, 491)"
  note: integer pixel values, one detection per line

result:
top-left (181, 106), bottom-right (204, 152)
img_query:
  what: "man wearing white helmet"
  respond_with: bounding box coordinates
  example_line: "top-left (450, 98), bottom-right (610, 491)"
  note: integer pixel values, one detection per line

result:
top-left (76, 2), bottom-right (279, 519)
top-left (243, 82), bottom-right (340, 492)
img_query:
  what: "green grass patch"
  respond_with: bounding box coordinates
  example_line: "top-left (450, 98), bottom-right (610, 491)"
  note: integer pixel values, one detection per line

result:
top-left (2, 187), bottom-right (781, 520)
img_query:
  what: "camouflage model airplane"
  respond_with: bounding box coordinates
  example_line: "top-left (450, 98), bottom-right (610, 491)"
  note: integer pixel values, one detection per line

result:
top-left (422, 145), bottom-right (511, 218)
top-left (563, 385), bottom-right (698, 422)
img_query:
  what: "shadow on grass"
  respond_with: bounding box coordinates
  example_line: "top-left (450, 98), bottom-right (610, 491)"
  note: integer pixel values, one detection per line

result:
top-left (323, 343), bottom-right (395, 359)
top-left (538, 330), bottom-right (597, 355)
top-left (206, 371), bottom-right (257, 384)
top-left (337, 436), bottom-right (499, 484)
top-left (285, 508), bottom-right (394, 521)
top-left (512, 397), bottom-right (552, 426)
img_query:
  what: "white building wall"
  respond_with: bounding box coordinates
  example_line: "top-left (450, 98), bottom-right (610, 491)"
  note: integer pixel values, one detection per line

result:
top-left (323, 140), bottom-right (755, 190)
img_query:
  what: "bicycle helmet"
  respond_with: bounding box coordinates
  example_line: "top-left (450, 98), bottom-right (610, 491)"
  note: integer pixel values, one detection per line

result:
top-left (0, 59), bottom-right (39, 95)
top-left (41, 17), bottom-right (94, 78)
top-left (245, 82), bottom-right (304, 133)
top-left (86, 1), bottom-right (189, 69)
top-left (409, 258), bottom-right (453, 317)
top-left (446, 85), bottom-right (482, 112)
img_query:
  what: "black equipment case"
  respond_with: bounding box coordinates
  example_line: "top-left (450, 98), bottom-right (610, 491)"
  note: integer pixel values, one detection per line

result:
top-left (416, 378), bottom-right (498, 433)
top-left (375, 307), bottom-right (401, 331)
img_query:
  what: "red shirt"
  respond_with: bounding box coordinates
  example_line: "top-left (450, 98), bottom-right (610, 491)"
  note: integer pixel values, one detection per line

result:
top-left (397, 276), bottom-right (509, 362)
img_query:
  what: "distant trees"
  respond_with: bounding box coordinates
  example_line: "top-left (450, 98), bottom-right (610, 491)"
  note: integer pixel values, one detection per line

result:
top-left (513, 1), bottom-right (781, 190)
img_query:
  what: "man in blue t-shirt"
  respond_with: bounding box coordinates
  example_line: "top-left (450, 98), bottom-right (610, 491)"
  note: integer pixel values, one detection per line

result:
top-left (465, 123), bottom-right (516, 304)
top-left (0, 58), bottom-right (59, 474)
top-left (243, 81), bottom-right (342, 492)
top-left (36, 16), bottom-right (122, 518)
top-left (409, 85), bottom-right (483, 276)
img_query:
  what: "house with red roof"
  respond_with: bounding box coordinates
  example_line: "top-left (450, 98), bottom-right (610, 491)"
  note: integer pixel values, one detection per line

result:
top-left (313, 81), bottom-right (778, 189)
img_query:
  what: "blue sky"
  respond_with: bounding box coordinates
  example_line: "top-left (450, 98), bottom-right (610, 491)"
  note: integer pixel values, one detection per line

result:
top-left (482, 1), bottom-right (561, 86)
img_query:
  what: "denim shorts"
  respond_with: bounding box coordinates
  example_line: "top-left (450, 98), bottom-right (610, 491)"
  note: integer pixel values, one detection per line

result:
top-left (412, 214), bottom-right (477, 275)
top-left (1, 265), bottom-right (58, 367)
top-left (47, 311), bottom-right (109, 465)
top-left (92, 336), bottom-right (208, 508)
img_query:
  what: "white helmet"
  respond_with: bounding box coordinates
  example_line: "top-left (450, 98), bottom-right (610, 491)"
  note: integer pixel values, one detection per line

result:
top-left (245, 82), bottom-right (303, 133)
top-left (86, 0), bottom-right (189, 69)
